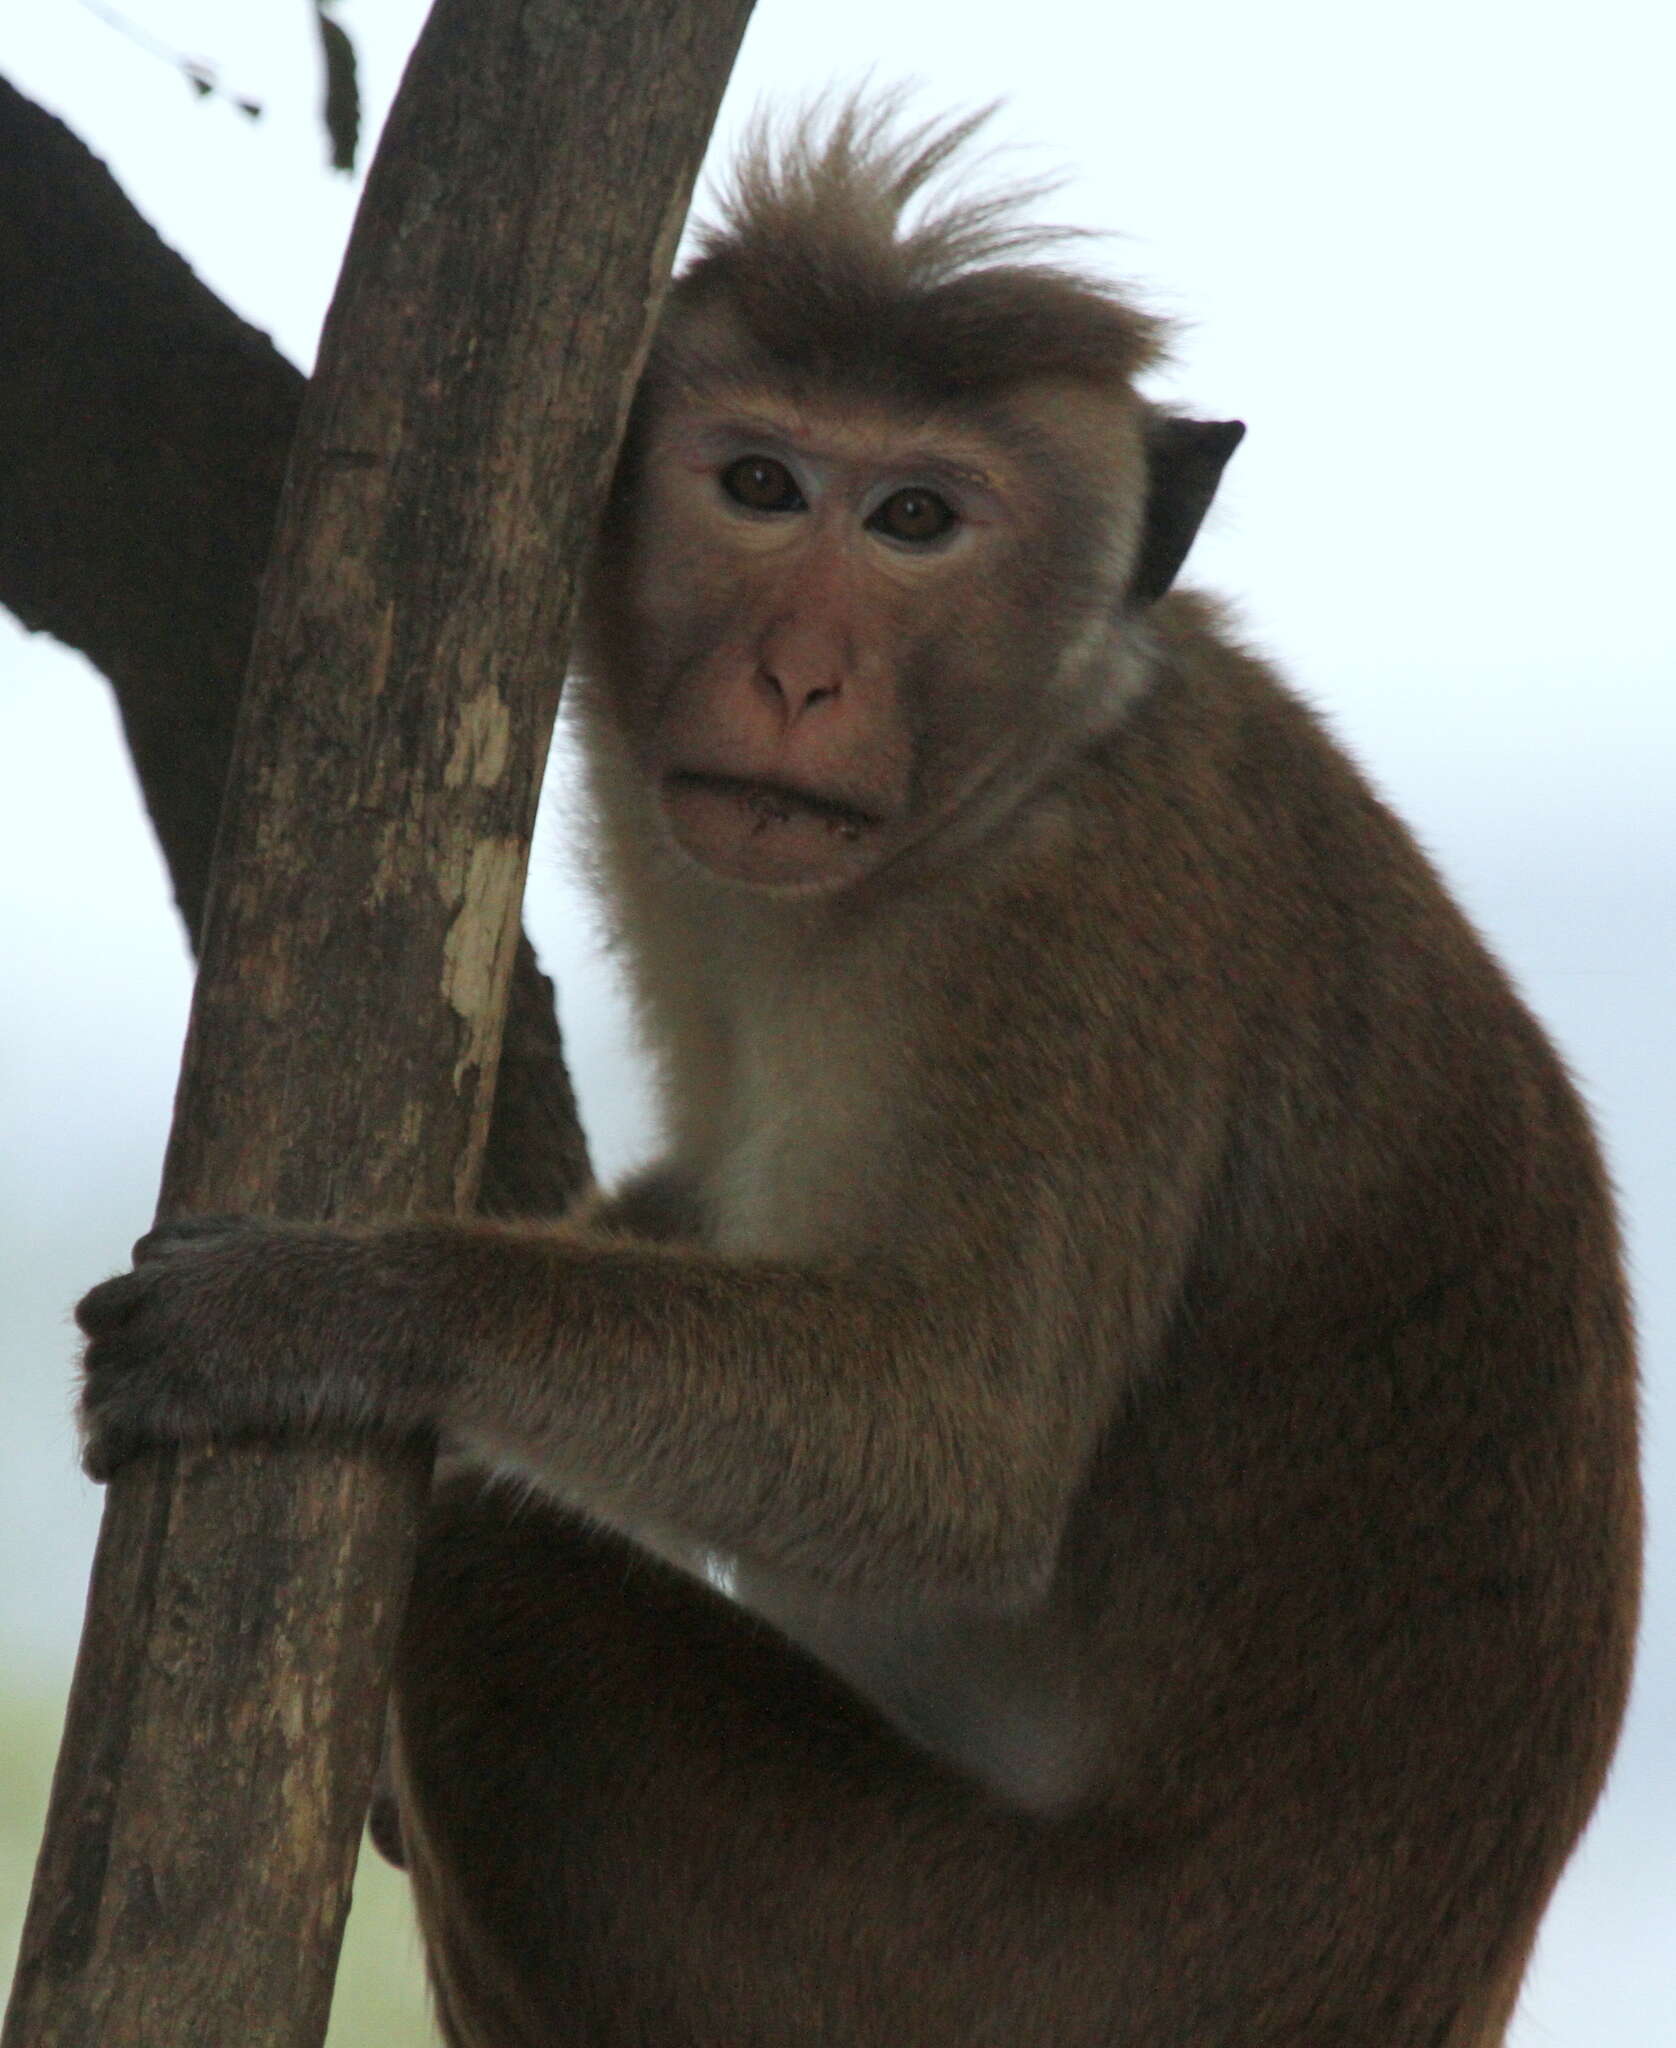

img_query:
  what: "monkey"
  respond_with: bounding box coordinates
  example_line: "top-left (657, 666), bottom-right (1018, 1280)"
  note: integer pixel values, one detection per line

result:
top-left (77, 101), bottom-right (1640, 2047)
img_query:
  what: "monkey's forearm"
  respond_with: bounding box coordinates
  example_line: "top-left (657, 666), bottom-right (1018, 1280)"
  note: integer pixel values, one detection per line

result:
top-left (436, 1223), bottom-right (1086, 1599)
top-left (77, 1218), bottom-right (1092, 1601)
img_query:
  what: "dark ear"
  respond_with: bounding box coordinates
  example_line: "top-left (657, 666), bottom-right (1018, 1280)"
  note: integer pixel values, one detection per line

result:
top-left (1125, 414), bottom-right (1245, 610)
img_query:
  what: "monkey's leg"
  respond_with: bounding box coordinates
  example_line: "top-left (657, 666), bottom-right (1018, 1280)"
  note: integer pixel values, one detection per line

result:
top-left (388, 1477), bottom-right (1159, 2048)
top-left (389, 1480), bottom-right (1537, 2048)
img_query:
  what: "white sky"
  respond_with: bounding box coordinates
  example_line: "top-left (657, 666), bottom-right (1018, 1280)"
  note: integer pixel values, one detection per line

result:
top-left (1, 3), bottom-right (1672, 2040)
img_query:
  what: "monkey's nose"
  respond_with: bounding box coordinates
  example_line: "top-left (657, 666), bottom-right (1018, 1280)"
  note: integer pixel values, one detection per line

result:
top-left (757, 664), bottom-right (841, 721)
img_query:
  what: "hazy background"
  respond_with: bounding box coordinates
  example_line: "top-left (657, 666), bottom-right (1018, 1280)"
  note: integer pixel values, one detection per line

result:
top-left (2, 2), bottom-right (1670, 2039)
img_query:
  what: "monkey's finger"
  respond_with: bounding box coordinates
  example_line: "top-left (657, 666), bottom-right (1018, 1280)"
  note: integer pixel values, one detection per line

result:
top-left (74, 1269), bottom-right (158, 1334)
top-left (79, 1414), bottom-right (156, 1483)
top-left (77, 1374), bottom-right (160, 1478)
top-left (80, 1318), bottom-right (173, 1390)
top-left (80, 1428), bottom-right (126, 1484)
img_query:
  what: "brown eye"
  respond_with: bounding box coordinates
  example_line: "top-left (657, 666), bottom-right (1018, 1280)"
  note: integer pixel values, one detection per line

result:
top-left (720, 455), bottom-right (805, 513)
top-left (868, 487), bottom-right (958, 546)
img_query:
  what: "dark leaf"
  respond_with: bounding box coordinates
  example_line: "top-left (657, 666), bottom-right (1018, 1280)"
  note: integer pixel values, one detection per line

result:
top-left (315, 6), bottom-right (361, 173)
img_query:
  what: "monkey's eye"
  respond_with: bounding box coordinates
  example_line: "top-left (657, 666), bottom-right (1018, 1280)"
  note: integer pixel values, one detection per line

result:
top-left (720, 456), bottom-right (806, 514)
top-left (867, 487), bottom-right (959, 547)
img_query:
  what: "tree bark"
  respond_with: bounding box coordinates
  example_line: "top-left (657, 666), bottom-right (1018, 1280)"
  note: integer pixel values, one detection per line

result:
top-left (1, 5), bottom-right (752, 2045)
top-left (0, 73), bottom-right (590, 1219)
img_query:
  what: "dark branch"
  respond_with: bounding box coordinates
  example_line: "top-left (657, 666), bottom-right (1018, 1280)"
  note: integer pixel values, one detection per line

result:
top-left (0, 73), bottom-right (590, 1214)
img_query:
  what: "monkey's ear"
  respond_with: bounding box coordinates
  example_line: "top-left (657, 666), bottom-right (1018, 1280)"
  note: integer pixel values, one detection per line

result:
top-left (1126, 414), bottom-right (1246, 610)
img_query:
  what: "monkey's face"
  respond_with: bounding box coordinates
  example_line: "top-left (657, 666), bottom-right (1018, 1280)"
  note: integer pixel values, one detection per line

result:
top-left (582, 389), bottom-right (1117, 897)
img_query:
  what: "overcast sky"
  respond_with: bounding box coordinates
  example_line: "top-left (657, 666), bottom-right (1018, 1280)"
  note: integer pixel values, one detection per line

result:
top-left (2, 3), bottom-right (1672, 2039)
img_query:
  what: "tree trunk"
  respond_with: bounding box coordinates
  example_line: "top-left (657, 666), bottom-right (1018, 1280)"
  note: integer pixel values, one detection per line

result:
top-left (1, 5), bottom-right (752, 2044)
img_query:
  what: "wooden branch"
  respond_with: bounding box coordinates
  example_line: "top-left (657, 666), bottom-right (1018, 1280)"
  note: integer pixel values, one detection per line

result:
top-left (1, 4), bottom-right (753, 2043)
top-left (0, 74), bottom-right (590, 1219)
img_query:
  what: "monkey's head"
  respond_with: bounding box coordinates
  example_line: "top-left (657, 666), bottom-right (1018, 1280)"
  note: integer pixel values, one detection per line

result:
top-left (574, 99), bottom-right (1242, 898)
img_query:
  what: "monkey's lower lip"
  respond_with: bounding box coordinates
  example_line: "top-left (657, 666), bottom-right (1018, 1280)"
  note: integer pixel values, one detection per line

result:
top-left (660, 771), bottom-right (883, 888)
top-left (665, 771), bottom-right (880, 832)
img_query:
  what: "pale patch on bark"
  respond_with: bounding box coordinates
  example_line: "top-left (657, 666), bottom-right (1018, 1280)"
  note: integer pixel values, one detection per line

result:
top-left (439, 836), bottom-right (526, 1091)
top-left (444, 683), bottom-right (513, 788)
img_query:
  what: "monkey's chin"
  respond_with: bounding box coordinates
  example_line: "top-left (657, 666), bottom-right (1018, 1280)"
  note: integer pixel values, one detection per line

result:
top-left (660, 773), bottom-right (883, 894)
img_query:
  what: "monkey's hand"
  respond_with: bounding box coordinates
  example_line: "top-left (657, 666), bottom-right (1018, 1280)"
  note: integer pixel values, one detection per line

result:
top-left (76, 1216), bottom-right (451, 1480)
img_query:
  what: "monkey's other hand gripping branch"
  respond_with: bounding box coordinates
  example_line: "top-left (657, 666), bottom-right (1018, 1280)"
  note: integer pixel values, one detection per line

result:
top-left (75, 1216), bottom-right (459, 1481)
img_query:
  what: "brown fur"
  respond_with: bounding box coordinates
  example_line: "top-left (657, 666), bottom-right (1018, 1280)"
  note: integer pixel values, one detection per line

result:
top-left (77, 105), bottom-right (1640, 2046)
top-left (671, 97), bottom-right (1165, 402)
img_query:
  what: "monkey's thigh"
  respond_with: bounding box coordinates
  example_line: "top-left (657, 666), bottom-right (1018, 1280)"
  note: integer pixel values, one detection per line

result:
top-left (389, 1477), bottom-right (1141, 2048)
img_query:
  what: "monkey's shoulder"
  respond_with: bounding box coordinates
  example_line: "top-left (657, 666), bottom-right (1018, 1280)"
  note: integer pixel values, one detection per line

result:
top-left (1036, 600), bottom-right (1501, 999)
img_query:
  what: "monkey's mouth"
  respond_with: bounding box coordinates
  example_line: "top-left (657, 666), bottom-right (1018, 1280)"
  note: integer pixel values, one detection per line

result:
top-left (660, 770), bottom-right (885, 889)
top-left (668, 771), bottom-right (879, 835)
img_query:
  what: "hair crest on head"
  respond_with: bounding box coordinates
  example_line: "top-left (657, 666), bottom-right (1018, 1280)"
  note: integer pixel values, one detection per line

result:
top-left (669, 90), bottom-right (1169, 400)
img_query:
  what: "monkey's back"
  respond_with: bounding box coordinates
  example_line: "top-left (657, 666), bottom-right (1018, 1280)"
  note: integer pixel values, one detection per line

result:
top-left (1044, 594), bottom-right (1640, 2040)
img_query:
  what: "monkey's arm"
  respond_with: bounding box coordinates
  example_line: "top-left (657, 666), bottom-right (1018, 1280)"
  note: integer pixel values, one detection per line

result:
top-left (78, 813), bottom-right (1238, 1602)
top-left (76, 1188), bottom-right (1141, 1603)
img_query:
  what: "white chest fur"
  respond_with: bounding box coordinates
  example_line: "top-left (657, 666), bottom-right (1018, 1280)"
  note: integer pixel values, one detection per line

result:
top-left (681, 967), bottom-right (1098, 1811)
top-left (696, 940), bottom-right (907, 1261)
top-left (732, 1562), bottom-right (1100, 1812)
top-left (620, 881), bottom-right (1101, 1810)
